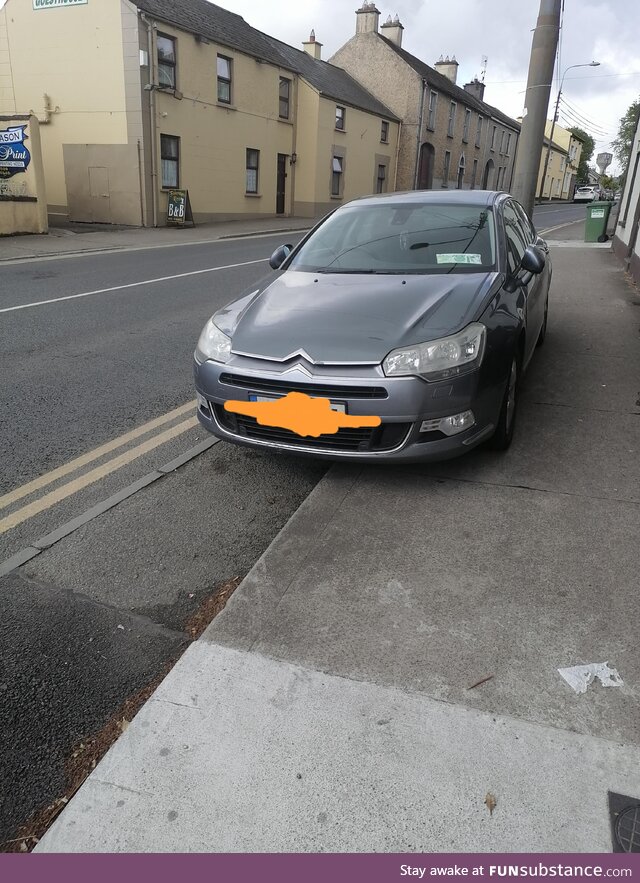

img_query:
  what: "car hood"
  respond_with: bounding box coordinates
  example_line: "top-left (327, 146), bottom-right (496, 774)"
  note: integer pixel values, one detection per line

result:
top-left (215, 270), bottom-right (500, 364)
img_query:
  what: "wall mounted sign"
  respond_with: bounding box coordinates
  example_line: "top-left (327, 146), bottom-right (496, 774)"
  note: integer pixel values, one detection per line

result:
top-left (33, 0), bottom-right (88, 9)
top-left (0, 126), bottom-right (31, 179)
top-left (166, 190), bottom-right (195, 226)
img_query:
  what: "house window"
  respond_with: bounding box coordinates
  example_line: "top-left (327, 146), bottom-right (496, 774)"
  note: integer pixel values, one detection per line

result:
top-left (279, 77), bottom-right (291, 119)
top-left (376, 163), bottom-right (387, 193)
top-left (457, 155), bottom-right (465, 189)
top-left (335, 106), bottom-right (346, 130)
top-left (246, 148), bottom-right (259, 194)
top-left (462, 109), bottom-right (471, 143)
top-left (331, 155), bottom-right (343, 196)
top-left (475, 116), bottom-right (483, 148)
top-left (427, 91), bottom-right (437, 130)
top-left (560, 156), bottom-right (565, 171)
top-left (471, 158), bottom-right (478, 189)
top-left (555, 177), bottom-right (562, 196)
top-left (491, 125), bottom-right (497, 150)
top-left (160, 134), bottom-right (179, 188)
top-left (442, 150), bottom-right (451, 187)
top-left (217, 55), bottom-right (232, 104)
top-left (505, 133), bottom-right (511, 156)
top-left (381, 120), bottom-right (389, 143)
top-left (500, 131), bottom-right (506, 154)
top-left (447, 101), bottom-right (456, 137)
top-left (157, 34), bottom-right (176, 89)
top-left (497, 166), bottom-right (505, 189)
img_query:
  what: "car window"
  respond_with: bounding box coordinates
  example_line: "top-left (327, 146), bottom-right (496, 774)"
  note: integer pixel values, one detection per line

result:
top-left (512, 200), bottom-right (536, 243)
top-left (289, 203), bottom-right (497, 274)
top-left (503, 202), bottom-right (528, 275)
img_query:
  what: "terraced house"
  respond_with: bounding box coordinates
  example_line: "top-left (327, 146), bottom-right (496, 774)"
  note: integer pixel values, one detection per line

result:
top-left (330, 3), bottom-right (521, 194)
top-left (0, 0), bottom-right (399, 225)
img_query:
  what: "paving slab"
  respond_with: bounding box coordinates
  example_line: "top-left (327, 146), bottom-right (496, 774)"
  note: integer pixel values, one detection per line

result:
top-left (36, 643), bottom-right (640, 853)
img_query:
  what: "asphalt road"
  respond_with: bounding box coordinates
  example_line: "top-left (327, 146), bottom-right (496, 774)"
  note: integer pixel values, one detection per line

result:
top-left (0, 203), bottom-right (586, 848)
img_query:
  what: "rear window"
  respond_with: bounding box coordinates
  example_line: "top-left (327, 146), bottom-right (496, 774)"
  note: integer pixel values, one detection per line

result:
top-left (289, 203), bottom-right (496, 274)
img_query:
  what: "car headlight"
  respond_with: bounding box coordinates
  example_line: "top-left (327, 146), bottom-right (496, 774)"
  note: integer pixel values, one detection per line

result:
top-left (196, 318), bottom-right (232, 363)
top-left (383, 323), bottom-right (486, 381)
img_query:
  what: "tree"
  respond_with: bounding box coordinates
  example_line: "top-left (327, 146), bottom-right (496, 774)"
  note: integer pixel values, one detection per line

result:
top-left (612, 98), bottom-right (640, 177)
top-left (568, 127), bottom-right (595, 183)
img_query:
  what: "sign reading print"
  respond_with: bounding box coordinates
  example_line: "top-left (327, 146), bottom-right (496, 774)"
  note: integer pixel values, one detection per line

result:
top-left (0, 126), bottom-right (31, 179)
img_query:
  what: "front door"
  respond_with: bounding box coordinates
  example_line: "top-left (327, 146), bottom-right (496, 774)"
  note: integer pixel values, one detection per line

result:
top-left (88, 166), bottom-right (111, 223)
top-left (276, 154), bottom-right (287, 214)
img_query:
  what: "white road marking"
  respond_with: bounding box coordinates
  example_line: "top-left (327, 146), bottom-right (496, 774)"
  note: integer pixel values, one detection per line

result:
top-left (538, 219), bottom-right (584, 235)
top-left (0, 259), bottom-right (268, 314)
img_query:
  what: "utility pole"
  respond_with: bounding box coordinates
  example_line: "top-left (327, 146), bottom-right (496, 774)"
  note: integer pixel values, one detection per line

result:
top-left (510, 0), bottom-right (561, 217)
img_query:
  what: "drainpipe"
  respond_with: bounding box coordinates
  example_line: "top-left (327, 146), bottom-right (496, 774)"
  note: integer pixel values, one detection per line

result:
top-left (136, 138), bottom-right (145, 226)
top-left (413, 78), bottom-right (427, 189)
top-left (393, 119), bottom-right (402, 190)
top-left (290, 75), bottom-right (298, 216)
top-left (142, 13), bottom-right (159, 227)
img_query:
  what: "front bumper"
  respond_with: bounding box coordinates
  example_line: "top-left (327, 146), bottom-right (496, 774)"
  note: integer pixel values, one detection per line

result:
top-left (193, 353), bottom-right (504, 463)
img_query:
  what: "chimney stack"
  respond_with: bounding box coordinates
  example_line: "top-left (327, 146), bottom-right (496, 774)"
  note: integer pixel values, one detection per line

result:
top-left (380, 13), bottom-right (404, 47)
top-left (464, 77), bottom-right (485, 101)
top-left (355, 2), bottom-right (381, 35)
top-left (434, 55), bottom-right (459, 84)
top-left (302, 29), bottom-right (322, 60)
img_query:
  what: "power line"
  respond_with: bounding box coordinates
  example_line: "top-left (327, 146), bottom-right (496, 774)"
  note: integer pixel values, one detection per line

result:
top-left (485, 70), bottom-right (640, 85)
top-left (560, 94), bottom-right (610, 129)
top-left (558, 103), bottom-right (610, 136)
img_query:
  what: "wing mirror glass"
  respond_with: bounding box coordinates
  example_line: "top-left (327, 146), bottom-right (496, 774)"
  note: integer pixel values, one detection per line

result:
top-left (269, 244), bottom-right (293, 270)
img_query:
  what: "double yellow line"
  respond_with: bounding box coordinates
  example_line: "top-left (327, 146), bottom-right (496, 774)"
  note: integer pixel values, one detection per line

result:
top-left (0, 401), bottom-right (197, 535)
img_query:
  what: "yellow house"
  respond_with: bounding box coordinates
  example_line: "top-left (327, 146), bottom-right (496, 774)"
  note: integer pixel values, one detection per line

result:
top-left (0, 0), bottom-right (399, 226)
top-left (537, 121), bottom-right (584, 200)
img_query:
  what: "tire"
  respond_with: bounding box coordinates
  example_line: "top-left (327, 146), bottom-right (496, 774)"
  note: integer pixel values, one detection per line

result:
top-left (536, 296), bottom-right (549, 347)
top-left (489, 353), bottom-right (519, 451)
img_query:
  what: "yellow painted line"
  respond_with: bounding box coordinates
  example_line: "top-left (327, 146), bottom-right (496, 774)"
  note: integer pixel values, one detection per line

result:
top-left (0, 415), bottom-right (198, 535)
top-left (0, 400), bottom-right (196, 512)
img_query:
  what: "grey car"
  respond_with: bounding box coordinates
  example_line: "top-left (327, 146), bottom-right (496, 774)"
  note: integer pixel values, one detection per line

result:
top-left (194, 190), bottom-right (551, 462)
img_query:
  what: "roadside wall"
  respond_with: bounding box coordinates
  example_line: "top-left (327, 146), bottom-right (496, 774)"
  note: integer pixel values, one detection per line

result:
top-left (612, 114), bottom-right (640, 283)
top-left (0, 114), bottom-right (48, 235)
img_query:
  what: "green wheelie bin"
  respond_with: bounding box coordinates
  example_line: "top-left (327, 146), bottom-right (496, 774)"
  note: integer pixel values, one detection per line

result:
top-left (585, 201), bottom-right (613, 243)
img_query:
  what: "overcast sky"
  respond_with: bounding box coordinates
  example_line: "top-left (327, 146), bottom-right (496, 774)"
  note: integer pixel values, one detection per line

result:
top-left (216, 0), bottom-right (640, 175)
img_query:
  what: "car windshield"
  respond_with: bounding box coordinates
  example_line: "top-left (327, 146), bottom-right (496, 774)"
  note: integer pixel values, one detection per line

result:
top-left (288, 202), bottom-right (496, 274)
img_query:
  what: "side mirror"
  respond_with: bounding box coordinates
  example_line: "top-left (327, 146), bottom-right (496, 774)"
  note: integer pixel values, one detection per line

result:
top-left (269, 244), bottom-right (293, 270)
top-left (520, 245), bottom-right (545, 276)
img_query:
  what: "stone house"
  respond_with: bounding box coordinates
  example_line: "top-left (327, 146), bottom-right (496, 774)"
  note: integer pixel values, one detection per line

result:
top-left (330, 3), bottom-right (520, 194)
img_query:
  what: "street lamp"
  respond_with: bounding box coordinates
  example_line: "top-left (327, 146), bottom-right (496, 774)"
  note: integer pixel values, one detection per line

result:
top-left (538, 61), bottom-right (600, 201)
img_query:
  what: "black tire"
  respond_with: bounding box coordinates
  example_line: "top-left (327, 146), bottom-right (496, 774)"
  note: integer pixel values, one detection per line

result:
top-left (536, 296), bottom-right (549, 347)
top-left (489, 353), bottom-right (519, 451)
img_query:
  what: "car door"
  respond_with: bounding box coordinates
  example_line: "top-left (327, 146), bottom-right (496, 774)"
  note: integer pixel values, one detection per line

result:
top-left (502, 200), bottom-right (544, 367)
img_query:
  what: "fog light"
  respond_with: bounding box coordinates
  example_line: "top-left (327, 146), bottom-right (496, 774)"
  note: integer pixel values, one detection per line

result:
top-left (420, 410), bottom-right (475, 437)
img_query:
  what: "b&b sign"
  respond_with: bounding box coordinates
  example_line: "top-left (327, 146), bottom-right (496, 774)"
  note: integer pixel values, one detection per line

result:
top-left (166, 190), bottom-right (195, 227)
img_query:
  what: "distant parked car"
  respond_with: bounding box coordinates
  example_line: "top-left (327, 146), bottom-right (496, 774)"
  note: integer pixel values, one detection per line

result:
top-left (194, 190), bottom-right (551, 462)
top-left (574, 185), bottom-right (600, 203)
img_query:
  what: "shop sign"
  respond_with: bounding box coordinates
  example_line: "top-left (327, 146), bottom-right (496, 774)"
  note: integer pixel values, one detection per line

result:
top-left (33, 0), bottom-right (88, 9)
top-left (0, 126), bottom-right (31, 179)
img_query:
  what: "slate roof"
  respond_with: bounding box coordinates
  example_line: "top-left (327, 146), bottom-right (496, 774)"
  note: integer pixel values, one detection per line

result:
top-left (378, 35), bottom-right (521, 133)
top-left (133, 0), bottom-right (398, 120)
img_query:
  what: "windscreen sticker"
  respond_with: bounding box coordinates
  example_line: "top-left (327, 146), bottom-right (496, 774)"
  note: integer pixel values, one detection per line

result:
top-left (436, 253), bottom-right (482, 265)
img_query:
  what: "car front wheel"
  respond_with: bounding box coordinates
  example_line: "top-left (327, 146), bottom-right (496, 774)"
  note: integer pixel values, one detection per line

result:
top-left (489, 354), bottom-right (519, 451)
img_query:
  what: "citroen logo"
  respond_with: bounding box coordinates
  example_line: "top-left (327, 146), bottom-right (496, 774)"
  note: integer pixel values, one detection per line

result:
top-left (282, 363), bottom-right (313, 377)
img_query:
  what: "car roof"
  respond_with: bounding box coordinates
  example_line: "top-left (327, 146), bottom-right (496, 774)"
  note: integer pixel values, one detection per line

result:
top-left (342, 190), bottom-right (504, 210)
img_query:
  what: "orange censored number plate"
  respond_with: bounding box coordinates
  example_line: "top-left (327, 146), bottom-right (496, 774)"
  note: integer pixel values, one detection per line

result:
top-left (224, 391), bottom-right (382, 438)
top-left (248, 393), bottom-right (346, 413)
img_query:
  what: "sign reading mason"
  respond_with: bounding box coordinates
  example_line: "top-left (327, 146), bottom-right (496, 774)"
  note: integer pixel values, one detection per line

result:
top-left (166, 190), bottom-right (195, 226)
top-left (0, 126), bottom-right (31, 179)
top-left (33, 0), bottom-right (88, 9)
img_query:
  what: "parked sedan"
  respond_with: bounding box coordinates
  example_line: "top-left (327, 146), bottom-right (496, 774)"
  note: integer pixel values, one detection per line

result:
top-left (573, 185), bottom-right (601, 203)
top-left (194, 191), bottom-right (551, 462)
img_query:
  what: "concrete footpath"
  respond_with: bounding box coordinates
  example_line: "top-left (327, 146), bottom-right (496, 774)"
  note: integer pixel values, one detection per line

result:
top-left (0, 215), bottom-right (319, 263)
top-left (36, 241), bottom-right (640, 852)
